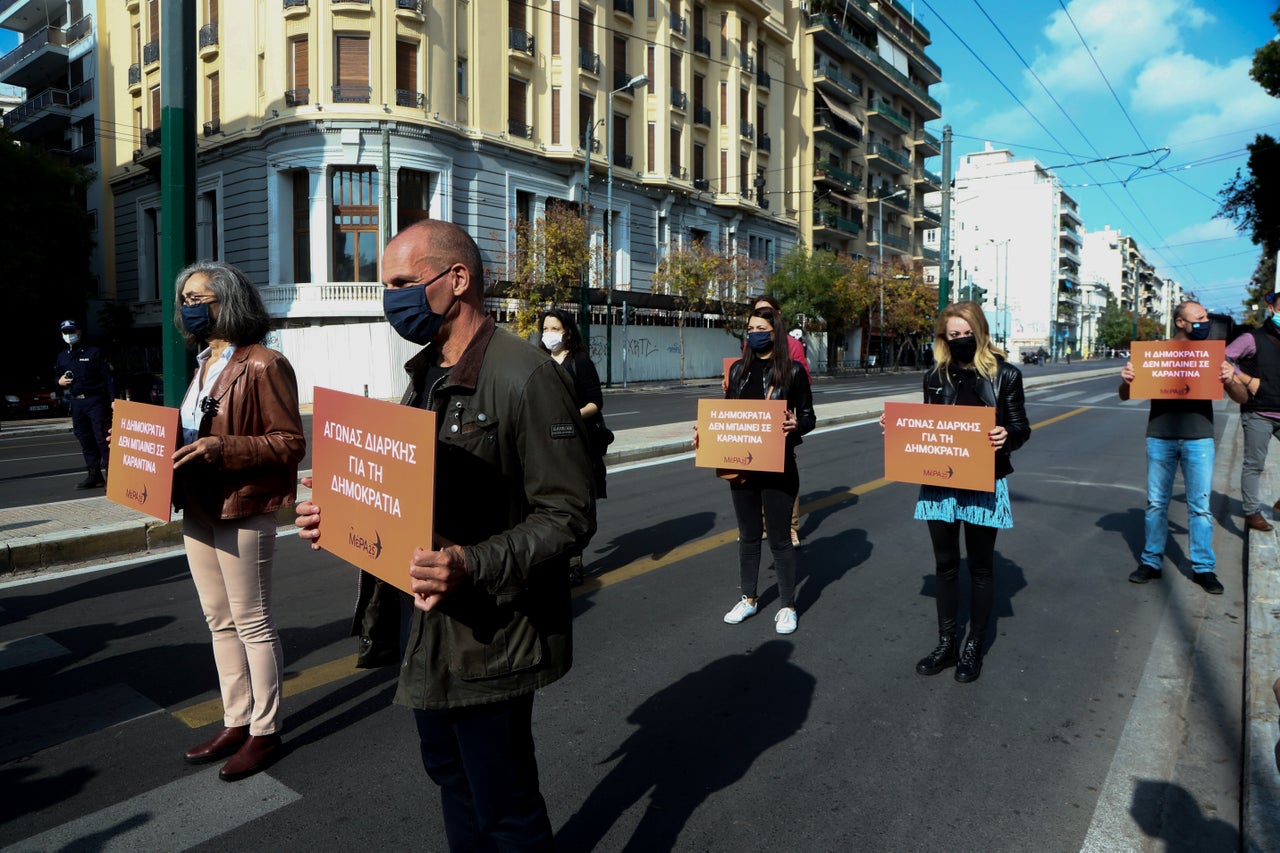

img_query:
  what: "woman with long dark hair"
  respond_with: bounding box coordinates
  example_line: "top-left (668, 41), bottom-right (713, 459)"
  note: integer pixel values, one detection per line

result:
top-left (717, 307), bottom-right (815, 634)
top-left (905, 300), bottom-right (1029, 683)
top-left (172, 260), bottom-right (305, 780)
top-left (539, 308), bottom-right (607, 583)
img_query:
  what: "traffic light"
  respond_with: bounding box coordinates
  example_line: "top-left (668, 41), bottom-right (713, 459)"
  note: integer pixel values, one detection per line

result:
top-left (971, 285), bottom-right (987, 305)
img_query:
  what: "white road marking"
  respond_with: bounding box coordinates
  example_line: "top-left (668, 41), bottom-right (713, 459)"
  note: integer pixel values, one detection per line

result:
top-left (0, 634), bottom-right (71, 672)
top-left (0, 684), bottom-right (162, 764)
top-left (2, 766), bottom-right (301, 853)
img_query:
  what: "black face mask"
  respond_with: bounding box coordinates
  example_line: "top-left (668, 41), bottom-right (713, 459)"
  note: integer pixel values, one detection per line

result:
top-left (181, 303), bottom-right (214, 338)
top-left (946, 335), bottom-right (979, 364)
top-left (383, 268), bottom-right (453, 345)
top-left (1185, 321), bottom-right (1210, 341)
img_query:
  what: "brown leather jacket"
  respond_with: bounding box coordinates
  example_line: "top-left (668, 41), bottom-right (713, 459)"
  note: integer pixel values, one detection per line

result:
top-left (176, 343), bottom-right (306, 520)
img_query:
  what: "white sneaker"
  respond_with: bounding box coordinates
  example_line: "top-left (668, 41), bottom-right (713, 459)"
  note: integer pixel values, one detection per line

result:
top-left (724, 596), bottom-right (758, 624)
top-left (775, 608), bottom-right (797, 634)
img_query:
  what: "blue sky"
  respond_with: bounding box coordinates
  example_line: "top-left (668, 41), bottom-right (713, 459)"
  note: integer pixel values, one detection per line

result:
top-left (915, 0), bottom-right (1280, 317)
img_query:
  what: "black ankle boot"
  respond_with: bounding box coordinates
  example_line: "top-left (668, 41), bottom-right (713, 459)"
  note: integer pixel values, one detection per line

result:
top-left (916, 632), bottom-right (959, 675)
top-left (75, 468), bottom-right (105, 490)
top-left (954, 636), bottom-right (984, 683)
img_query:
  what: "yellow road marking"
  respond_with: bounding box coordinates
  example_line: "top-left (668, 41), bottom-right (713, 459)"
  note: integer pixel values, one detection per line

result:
top-left (174, 407), bottom-right (1090, 724)
top-left (172, 653), bottom-right (363, 729)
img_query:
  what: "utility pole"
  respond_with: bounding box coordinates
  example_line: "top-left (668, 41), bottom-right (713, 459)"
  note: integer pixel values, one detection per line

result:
top-left (938, 124), bottom-right (952, 311)
top-left (581, 123), bottom-right (595, 349)
top-left (160, 0), bottom-right (197, 405)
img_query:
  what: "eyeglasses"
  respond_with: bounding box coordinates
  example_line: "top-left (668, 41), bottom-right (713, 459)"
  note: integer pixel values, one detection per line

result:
top-left (181, 293), bottom-right (219, 307)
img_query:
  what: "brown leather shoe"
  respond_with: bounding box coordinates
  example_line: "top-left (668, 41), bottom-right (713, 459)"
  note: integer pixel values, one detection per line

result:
top-left (1246, 512), bottom-right (1274, 532)
top-left (219, 733), bottom-right (283, 782)
top-left (184, 725), bottom-right (248, 765)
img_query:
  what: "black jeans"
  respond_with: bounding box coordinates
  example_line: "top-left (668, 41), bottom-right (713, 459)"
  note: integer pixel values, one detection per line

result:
top-left (71, 395), bottom-right (110, 470)
top-left (926, 519), bottom-right (999, 641)
top-left (414, 692), bottom-right (554, 852)
top-left (729, 457), bottom-right (799, 608)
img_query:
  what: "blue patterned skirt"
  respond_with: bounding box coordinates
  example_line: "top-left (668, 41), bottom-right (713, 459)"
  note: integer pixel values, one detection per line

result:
top-left (913, 478), bottom-right (1012, 529)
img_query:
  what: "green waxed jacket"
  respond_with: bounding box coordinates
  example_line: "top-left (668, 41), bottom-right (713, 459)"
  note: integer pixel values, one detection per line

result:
top-left (392, 317), bottom-right (596, 710)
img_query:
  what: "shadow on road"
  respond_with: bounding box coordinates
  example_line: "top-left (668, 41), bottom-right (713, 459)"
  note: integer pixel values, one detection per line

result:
top-left (555, 641), bottom-right (814, 852)
top-left (1129, 778), bottom-right (1238, 852)
top-left (586, 511), bottom-right (718, 577)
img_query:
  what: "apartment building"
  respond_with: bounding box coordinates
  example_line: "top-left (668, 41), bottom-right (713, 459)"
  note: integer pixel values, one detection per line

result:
top-left (1080, 225), bottom-right (1175, 335)
top-left (951, 144), bottom-right (1083, 358)
top-left (0, 0), bottom-right (104, 302)
top-left (801, 0), bottom-right (942, 269)
top-left (96, 1), bottom-right (821, 396)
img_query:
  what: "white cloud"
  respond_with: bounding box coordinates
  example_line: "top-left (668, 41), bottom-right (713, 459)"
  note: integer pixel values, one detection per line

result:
top-left (1034, 0), bottom-right (1214, 96)
top-left (1162, 217), bottom-right (1240, 245)
top-left (1132, 53), bottom-right (1250, 112)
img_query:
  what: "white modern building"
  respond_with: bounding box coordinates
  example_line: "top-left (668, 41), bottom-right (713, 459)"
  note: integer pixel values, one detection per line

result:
top-left (1080, 225), bottom-right (1176, 337)
top-left (950, 144), bottom-right (1083, 359)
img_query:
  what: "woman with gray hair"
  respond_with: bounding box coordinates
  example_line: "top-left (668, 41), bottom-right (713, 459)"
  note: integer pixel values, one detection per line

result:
top-left (171, 260), bottom-right (305, 781)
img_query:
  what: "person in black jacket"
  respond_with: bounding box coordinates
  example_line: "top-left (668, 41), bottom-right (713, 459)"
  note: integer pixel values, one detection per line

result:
top-left (539, 308), bottom-right (607, 584)
top-left (714, 307), bottom-right (816, 634)
top-left (909, 300), bottom-right (1030, 683)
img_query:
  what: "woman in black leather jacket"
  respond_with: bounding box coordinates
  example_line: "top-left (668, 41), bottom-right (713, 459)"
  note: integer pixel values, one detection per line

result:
top-left (911, 300), bottom-right (1029, 683)
top-left (718, 308), bottom-right (816, 634)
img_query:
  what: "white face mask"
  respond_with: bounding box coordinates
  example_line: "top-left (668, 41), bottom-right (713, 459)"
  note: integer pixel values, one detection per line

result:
top-left (63, 333), bottom-right (80, 345)
top-left (542, 332), bottom-right (564, 352)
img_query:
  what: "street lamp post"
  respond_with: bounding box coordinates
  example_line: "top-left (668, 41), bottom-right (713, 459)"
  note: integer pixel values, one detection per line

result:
top-left (875, 187), bottom-right (908, 373)
top-left (988, 238), bottom-right (1010, 346)
top-left (605, 72), bottom-right (648, 387)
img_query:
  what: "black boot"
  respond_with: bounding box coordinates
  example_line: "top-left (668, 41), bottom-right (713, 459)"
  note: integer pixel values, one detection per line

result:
top-left (76, 468), bottom-right (105, 490)
top-left (954, 636), bottom-right (984, 683)
top-left (916, 632), bottom-right (959, 676)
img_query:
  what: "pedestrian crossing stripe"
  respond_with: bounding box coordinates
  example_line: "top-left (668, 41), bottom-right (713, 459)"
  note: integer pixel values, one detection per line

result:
top-left (171, 653), bottom-right (364, 729)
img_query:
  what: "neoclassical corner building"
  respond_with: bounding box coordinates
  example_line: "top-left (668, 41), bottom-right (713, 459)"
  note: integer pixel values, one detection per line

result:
top-left (46, 0), bottom-right (941, 394)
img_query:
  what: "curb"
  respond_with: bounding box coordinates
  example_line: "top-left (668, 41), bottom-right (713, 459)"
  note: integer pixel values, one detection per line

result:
top-left (1244, 461), bottom-right (1280, 851)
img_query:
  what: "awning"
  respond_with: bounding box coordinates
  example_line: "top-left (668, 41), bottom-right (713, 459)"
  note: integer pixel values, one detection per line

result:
top-left (817, 92), bottom-right (864, 135)
top-left (826, 190), bottom-right (860, 207)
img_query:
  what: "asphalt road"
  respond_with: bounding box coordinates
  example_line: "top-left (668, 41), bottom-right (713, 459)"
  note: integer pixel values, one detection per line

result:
top-left (0, 372), bottom-right (1244, 850)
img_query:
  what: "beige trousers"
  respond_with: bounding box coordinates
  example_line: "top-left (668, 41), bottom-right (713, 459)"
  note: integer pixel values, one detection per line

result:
top-left (183, 504), bottom-right (283, 736)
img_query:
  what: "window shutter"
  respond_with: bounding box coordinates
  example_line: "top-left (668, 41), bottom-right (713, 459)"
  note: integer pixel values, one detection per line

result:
top-left (396, 41), bottom-right (417, 91)
top-left (551, 87), bottom-right (561, 144)
top-left (293, 37), bottom-right (309, 90)
top-left (336, 35), bottom-right (369, 88)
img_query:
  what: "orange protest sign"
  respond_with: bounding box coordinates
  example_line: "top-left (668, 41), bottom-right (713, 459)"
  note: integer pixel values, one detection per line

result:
top-left (1129, 340), bottom-right (1225, 400)
top-left (312, 387), bottom-right (435, 594)
top-left (106, 400), bottom-right (180, 522)
top-left (695, 398), bottom-right (787, 474)
top-left (883, 402), bottom-right (996, 493)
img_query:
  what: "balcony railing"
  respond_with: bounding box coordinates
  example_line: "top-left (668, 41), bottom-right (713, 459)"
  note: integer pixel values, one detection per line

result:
top-left (259, 282), bottom-right (385, 319)
top-left (813, 61), bottom-right (863, 99)
top-left (143, 39), bottom-right (159, 65)
top-left (283, 0), bottom-right (308, 8)
top-left (739, 51), bottom-right (754, 74)
top-left (918, 207), bottom-right (942, 225)
top-left (872, 231), bottom-right (910, 251)
top-left (758, 133), bottom-right (771, 153)
top-left (670, 88), bottom-right (686, 110)
top-left (914, 166), bottom-right (942, 186)
top-left (914, 127), bottom-right (940, 151)
top-left (332, 85), bottom-right (371, 103)
top-left (396, 89), bottom-right (424, 108)
top-left (612, 152), bottom-right (633, 168)
top-left (872, 190), bottom-right (910, 212)
top-left (867, 143), bottom-right (910, 170)
top-left (739, 120), bottom-right (754, 140)
top-left (671, 166), bottom-right (687, 180)
top-left (580, 134), bottom-right (601, 152)
top-left (814, 162), bottom-right (862, 191)
top-left (694, 105), bottom-right (711, 126)
top-left (694, 35), bottom-right (710, 56)
top-left (869, 98), bottom-right (910, 133)
top-left (806, 14), bottom-right (939, 114)
top-left (814, 210), bottom-right (860, 235)
top-left (918, 246), bottom-right (940, 262)
top-left (670, 12), bottom-right (686, 36)
top-left (815, 110), bottom-right (861, 142)
top-left (756, 67), bottom-right (771, 90)
top-left (395, 0), bottom-right (423, 10)
top-left (613, 0), bottom-right (634, 15)
top-left (578, 48), bottom-right (599, 74)
top-left (509, 28), bottom-right (534, 54)
top-left (144, 127), bottom-right (161, 147)
top-left (198, 22), bottom-right (218, 49)
top-left (507, 119), bottom-right (533, 139)
top-left (285, 87), bottom-right (310, 106)
top-left (693, 178), bottom-right (710, 191)
top-left (127, 63), bottom-right (141, 86)
top-left (202, 118), bottom-right (221, 136)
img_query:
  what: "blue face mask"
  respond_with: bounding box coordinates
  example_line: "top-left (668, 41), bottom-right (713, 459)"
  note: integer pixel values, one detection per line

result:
top-left (383, 269), bottom-right (452, 345)
top-left (1271, 313), bottom-right (1280, 330)
top-left (747, 331), bottom-right (773, 352)
top-left (181, 303), bottom-right (213, 338)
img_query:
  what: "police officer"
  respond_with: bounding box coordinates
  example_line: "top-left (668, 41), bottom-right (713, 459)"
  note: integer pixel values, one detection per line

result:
top-left (55, 320), bottom-right (113, 489)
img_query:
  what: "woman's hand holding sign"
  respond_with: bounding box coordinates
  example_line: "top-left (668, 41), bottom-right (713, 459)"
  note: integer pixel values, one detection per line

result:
top-left (989, 425), bottom-right (1008, 450)
top-left (295, 476), bottom-right (322, 550)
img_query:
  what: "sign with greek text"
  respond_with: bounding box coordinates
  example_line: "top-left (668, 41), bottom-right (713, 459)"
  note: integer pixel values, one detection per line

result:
top-left (106, 400), bottom-right (180, 522)
top-left (695, 398), bottom-right (787, 474)
top-left (312, 387), bottom-right (435, 594)
top-left (883, 402), bottom-right (996, 493)
top-left (1129, 340), bottom-right (1225, 400)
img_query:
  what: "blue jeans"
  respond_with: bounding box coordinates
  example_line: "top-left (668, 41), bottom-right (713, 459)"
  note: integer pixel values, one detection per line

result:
top-left (1142, 437), bottom-right (1215, 574)
top-left (413, 693), bottom-right (554, 852)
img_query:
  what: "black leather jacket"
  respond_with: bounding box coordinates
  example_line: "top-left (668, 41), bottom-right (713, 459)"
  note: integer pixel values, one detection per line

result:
top-left (922, 359), bottom-right (1030, 479)
top-left (726, 357), bottom-right (817, 448)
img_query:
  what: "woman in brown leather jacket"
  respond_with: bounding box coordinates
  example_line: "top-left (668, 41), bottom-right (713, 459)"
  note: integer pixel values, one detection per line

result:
top-left (910, 300), bottom-right (1029, 684)
top-left (171, 261), bottom-right (305, 781)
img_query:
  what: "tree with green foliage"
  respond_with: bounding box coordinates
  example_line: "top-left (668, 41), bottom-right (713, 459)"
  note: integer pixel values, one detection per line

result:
top-left (1218, 6), bottom-right (1280, 316)
top-left (881, 270), bottom-right (937, 366)
top-left (653, 239), bottom-right (733, 381)
top-left (768, 245), bottom-right (870, 373)
top-left (1098, 294), bottom-right (1163, 347)
top-left (0, 130), bottom-right (95, 386)
top-left (504, 201), bottom-right (593, 338)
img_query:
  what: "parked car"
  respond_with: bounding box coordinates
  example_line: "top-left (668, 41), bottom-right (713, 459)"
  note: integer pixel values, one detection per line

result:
top-left (4, 382), bottom-right (68, 418)
top-left (120, 372), bottom-right (165, 405)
